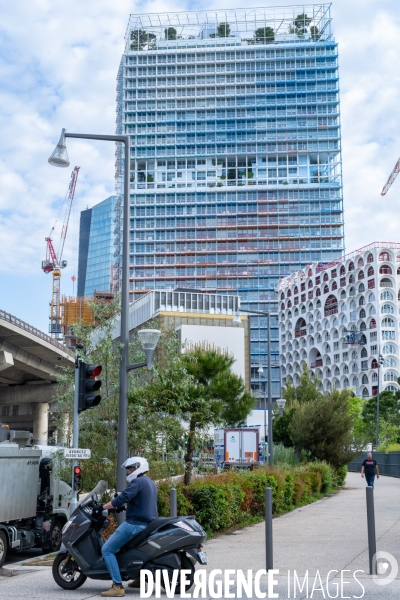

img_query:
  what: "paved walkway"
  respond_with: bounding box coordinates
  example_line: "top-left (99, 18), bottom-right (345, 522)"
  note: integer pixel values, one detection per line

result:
top-left (1, 472), bottom-right (400, 598)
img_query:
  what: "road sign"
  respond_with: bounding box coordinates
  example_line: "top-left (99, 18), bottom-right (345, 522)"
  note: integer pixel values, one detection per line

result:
top-left (64, 448), bottom-right (91, 459)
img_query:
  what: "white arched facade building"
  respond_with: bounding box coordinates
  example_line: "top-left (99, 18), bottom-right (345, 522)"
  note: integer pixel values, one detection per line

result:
top-left (278, 243), bottom-right (400, 398)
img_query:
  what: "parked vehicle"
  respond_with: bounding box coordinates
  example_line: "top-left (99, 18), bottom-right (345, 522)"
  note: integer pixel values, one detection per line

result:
top-left (53, 481), bottom-right (207, 592)
top-left (223, 428), bottom-right (259, 469)
top-left (0, 429), bottom-right (71, 567)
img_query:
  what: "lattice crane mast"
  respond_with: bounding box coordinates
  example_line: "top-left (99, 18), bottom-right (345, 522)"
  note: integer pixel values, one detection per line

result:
top-left (381, 157), bottom-right (400, 196)
top-left (41, 166), bottom-right (80, 338)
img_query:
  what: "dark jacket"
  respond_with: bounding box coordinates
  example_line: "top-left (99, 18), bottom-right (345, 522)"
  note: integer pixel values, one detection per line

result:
top-left (111, 476), bottom-right (158, 525)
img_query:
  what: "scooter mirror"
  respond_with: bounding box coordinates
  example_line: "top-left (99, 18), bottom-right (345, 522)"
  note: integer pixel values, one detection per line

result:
top-left (92, 493), bottom-right (99, 502)
top-left (102, 509), bottom-right (109, 517)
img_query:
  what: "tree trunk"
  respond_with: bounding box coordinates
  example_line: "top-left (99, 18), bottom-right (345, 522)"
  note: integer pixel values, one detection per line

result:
top-left (184, 421), bottom-right (196, 485)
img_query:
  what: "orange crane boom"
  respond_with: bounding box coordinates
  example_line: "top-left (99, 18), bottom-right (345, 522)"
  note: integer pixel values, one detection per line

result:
top-left (381, 157), bottom-right (400, 196)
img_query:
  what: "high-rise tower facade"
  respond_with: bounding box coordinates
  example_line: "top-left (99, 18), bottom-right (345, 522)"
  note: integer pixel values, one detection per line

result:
top-left (115, 4), bottom-right (344, 403)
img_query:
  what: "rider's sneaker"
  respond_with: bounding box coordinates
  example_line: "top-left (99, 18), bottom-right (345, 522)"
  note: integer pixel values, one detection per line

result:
top-left (100, 582), bottom-right (125, 597)
top-left (128, 579), bottom-right (144, 589)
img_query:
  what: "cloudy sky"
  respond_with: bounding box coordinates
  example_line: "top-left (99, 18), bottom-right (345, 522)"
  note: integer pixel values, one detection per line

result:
top-left (0, 0), bottom-right (399, 333)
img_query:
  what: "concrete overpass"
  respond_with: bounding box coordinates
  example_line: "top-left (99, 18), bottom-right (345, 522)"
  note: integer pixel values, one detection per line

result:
top-left (0, 309), bottom-right (74, 444)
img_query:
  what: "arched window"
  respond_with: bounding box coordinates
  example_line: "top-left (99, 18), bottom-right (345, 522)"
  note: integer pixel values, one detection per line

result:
top-left (359, 308), bottom-right (366, 319)
top-left (340, 265), bottom-right (345, 275)
top-left (379, 251), bottom-right (392, 262)
top-left (384, 371), bottom-right (398, 382)
top-left (382, 317), bottom-right (395, 327)
top-left (349, 287), bottom-right (355, 296)
top-left (379, 265), bottom-right (392, 275)
top-left (358, 283), bottom-right (365, 293)
top-left (351, 350), bottom-right (358, 360)
top-left (384, 357), bottom-right (397, 368)
top-left (360, 334), bottom-right (367, 344)
top-left (360, 321), bottom-right (366, 331)
top-left (397, 267), bottom-right (400, 275)
top-left (369, 306), bottom-right (376, 316)
top-left (381, 290), bottom-right (394, 301)
top-left (287, 300), bottom-right (292, 308)
top-left (332, 281), bottom-right (337, 290)
top-left (341, 315), bottom-right (347, 324)
top-left (383, 344), bottom-right (397, 355)
top-left (358, 258), bottom-right (364, 267)
top-left (367, 253), bottom-right (374, 263)
top-left (361, 348), bottom-right (368, 358)
top-left (358, 271), bottom-right (364, 280)
top-left (371, 358), bottom-right (378, 369)
top-left (372, 372), bottom-right (378, 383)
top-left (368, 292), bottom-right (375, 302)
top-left (350, 300), bottom-right (356, 310)
top-left (368, 266), bottom-right (374, 277)
top-left (362, 374), bottom-right (368, 384)
top-left (281, 303), bottom-right (285, 311)
top-left (349, 274), bottom-right (355, 283)
top-left (370, 318), bottom-right (377, 329)
top-left (287, 289), bottom-right (292, 297)
top-left (380, 278), bottom-right (393, 288)
top-left (280, 292), bottom-right (285, 300)
top-left (325, 295), bottom-right (338, 317)
top-left (308, 268), bottom-right (313, 277)
top-left (316, 288), bottom-right (321, 297)
top-left (385, 385), bottom-right (397, 392)
top-left (359, 296), bottom-right (365, 306)
top-left (343, 365), bottom-right (349, 374)
top-left (362, 388), bottom-right (369, 398)
top-left (308, 280), bottom-right (313, 289)
top-left (324, 284), bottom-right (329, 294)
top-left (348, 262), bottom-right (355, 271)
top-left (294, 286), bottom-right (298, 295)
top-left (323, 272), bottom-right (329, 282)
top-left (381, 304), bottom-right (394, 314)
top-left (343, 377), bottom-right (349, 387)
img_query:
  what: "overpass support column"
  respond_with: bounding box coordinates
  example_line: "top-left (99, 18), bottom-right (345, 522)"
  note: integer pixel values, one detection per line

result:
top-left (32, 402), bottom-right (49, 445)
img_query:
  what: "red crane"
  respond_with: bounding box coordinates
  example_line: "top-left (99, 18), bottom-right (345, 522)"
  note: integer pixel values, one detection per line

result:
top-left (381, 157), bottom-right (400, 196)
top-left (41, 166), bottom-right (80, 337)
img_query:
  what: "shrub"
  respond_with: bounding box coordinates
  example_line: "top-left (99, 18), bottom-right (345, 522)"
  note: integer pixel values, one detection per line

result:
top-left (156, 462), bottom-right (336, 535)
top-left (333, 465), bottom-right (348, 487)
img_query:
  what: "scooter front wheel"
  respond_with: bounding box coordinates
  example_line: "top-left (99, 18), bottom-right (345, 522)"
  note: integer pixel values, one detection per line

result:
top-left (52, 552), bottom-right (87, 590)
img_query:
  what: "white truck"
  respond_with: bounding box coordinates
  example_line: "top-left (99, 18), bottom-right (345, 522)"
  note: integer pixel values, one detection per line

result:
top-left (0, 428), bottom-right (72, 567)
top-left (223, 428), bottom-right (259, 469)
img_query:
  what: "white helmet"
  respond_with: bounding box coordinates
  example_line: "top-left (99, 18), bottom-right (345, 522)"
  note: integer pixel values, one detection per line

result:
top-left (121, 456), bottom-right (149, 483)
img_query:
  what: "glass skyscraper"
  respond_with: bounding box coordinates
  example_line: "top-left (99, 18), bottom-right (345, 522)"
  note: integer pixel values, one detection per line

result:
top-left (77, 196), bottom-right (115, 296)
top-left (114, 4), bottom-right (344, 403)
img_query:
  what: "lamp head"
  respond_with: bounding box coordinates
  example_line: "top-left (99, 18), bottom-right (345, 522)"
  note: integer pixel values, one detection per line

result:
top-left (48, 128), bottom-right (70, 167)
top-left (233, 313), bottom-right (241, 324)
top-left (276, 398), bottom-right (286, 411)
top-left (138, 329), bottom-right (161, 370)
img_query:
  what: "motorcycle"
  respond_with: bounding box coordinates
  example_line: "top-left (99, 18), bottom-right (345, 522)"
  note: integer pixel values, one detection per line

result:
top-left (52, 481), bottom-right (207, 593)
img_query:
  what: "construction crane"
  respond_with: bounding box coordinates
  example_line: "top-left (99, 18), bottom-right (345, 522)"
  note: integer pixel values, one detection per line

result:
top-left (381, 157), bottom-right (400, 196)
top-left (42, 166), bottom-right (80, 338)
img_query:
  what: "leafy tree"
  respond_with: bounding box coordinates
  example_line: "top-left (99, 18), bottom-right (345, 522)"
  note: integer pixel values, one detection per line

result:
top-left (310, 25), bottom-right (320, 41)
top-left (177, 348), bottom-right (254, 484)
top-left (165, 27), bottom-right (177, 40)
top-left (254, 27), bottom-right (275, 43)
top-left (217, 22), bottom-right (231, 37)
top-left (291, 13), bottom-right (312, 37)
top-left (289, 388), bottom-right (357, 468)
top-left (272, 407), bottom-right (296, 447)
top-left (284, 364), bottom-right (322, 406)
top-left (362, 388), bottom-right (400, 443)
top-left (130, 29), bottom-right (156, 51)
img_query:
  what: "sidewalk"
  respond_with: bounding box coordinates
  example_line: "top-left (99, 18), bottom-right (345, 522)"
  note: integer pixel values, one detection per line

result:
top-left (1, 472), bottom-right (399, 599)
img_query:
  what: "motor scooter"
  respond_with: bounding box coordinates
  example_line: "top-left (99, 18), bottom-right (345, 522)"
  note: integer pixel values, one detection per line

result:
top-left (52, 481), bottom-right (207, 592)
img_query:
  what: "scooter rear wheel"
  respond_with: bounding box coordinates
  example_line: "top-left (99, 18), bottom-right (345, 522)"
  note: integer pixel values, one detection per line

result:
top-left (52, 552), bottom-right (87, 590)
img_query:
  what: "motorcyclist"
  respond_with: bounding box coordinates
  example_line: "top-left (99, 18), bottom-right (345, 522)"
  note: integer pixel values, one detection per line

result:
top-left (100, 456), bottom-right (158, 597)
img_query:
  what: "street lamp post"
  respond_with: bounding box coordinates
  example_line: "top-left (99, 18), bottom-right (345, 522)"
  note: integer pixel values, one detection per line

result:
top-left (258, 365), bottom-right (268, 462)
top-left (376, 353), bottom-right (384, 448)
top-left (49, 129), bottom-right (160, 499)
top-left (234, 307), bottom-right (275, 469)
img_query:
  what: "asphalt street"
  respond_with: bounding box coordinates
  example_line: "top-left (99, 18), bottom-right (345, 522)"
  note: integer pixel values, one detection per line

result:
top-left (0, 472), bottom-right (399, 599)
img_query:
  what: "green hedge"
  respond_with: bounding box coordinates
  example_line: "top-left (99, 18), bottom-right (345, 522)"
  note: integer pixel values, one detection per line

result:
top-left (157, 462), bottom-right (337, 535)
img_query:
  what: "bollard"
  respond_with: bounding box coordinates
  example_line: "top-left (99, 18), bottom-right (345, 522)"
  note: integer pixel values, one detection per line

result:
top-left (170, 487), bottom-right (177, 518)
top-left (265, 487), bottom-right (273, 571)
top-left (366, 486), bottom-right (377, 575)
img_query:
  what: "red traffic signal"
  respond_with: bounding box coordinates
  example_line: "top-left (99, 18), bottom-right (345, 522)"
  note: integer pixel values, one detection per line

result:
top-left (78, 362), bottom-right (102, 413)
top-left (73, 466), bottom-right (82, 491)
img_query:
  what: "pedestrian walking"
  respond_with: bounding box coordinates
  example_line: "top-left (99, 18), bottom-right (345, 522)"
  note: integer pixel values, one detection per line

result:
top-left (361, 452), bottom-right (379, 487)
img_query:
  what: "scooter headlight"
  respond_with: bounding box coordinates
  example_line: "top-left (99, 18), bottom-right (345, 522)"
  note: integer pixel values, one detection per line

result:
top-left (174, 520), bottom-right (194, 532)
top-left (62, 516), bottom-right (76, 534)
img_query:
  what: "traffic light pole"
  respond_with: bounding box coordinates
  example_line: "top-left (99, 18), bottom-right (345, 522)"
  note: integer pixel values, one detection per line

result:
top-left (70, 356), bottom-right (81, 513)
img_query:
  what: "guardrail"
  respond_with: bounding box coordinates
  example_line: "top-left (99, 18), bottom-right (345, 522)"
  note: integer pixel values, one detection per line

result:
top-left (0, 309), bottom-right (70, 353)
top-left (348, 452), bottom-right (400, 478)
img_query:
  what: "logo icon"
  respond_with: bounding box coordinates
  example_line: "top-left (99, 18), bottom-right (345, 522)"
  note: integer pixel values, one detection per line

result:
top-left (372, 551), bottom-right (398, 586)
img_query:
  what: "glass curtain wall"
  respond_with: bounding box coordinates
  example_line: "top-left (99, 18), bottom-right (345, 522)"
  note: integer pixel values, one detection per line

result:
top-left (115, 5), bottom-right (344, 403)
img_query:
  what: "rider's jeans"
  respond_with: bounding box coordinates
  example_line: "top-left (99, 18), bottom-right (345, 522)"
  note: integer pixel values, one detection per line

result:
top-left (102, 522), bottom-right (146, 584)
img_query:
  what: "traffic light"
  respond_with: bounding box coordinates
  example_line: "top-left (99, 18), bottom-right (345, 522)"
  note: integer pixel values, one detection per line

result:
top-left (73, 466), bottom-right (82, 491)
top-left (78, 362), bottom-right (102, 413)
top-left (379, 354), bottom-right (384, 366)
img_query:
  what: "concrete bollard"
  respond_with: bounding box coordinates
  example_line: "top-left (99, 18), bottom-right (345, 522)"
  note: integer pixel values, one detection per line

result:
top-left (265, 487), bottom-right (273, 571)
top-left (366, 486), bottom-right (377, 575)
top-left (170, 487), bottom-right (177, 518)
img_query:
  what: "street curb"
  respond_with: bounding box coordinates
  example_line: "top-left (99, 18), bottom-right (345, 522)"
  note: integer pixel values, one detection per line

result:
top-left (0, 565), bottom-right (49, 577)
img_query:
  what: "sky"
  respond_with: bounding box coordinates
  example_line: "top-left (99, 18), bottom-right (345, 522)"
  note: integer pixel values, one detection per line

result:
top-left (0, 0), bottom-right (399, 333)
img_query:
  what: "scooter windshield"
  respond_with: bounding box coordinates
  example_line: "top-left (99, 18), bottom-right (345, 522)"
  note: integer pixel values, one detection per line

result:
top-left (79, 480), bottom-right (108, 507)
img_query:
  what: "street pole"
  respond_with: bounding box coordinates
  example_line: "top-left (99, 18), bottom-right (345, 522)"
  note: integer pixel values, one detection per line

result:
top-left (63, 133), bottom-right (130, 497)
top-left (267, 313), bottom-right (273, 469)
top-left (263, 371), bottom-right (267, 462)
top-left (70, 356), bottom-right (80, 513)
